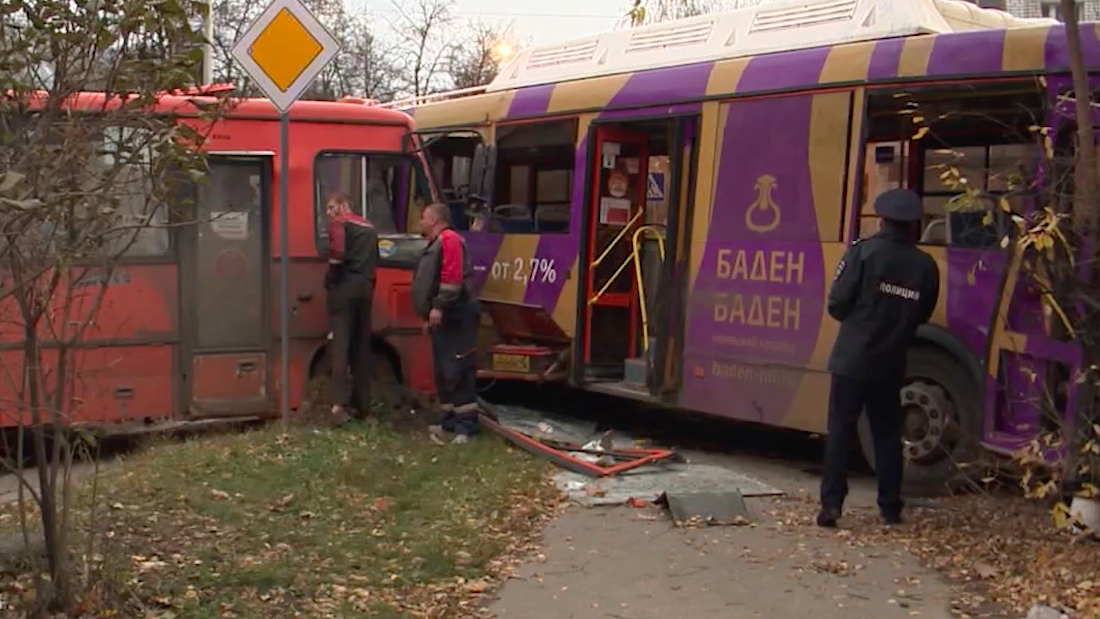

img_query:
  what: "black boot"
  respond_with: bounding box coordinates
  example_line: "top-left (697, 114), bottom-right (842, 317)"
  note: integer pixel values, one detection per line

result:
top-left (881, 512), bottom-right (903, 526)
top-left (816, 507), bottom-right (841, 528)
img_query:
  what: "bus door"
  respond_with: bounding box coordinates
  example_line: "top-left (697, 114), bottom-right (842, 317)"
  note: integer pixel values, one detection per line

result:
top-left (583, 127), bottom-right (649, 380)
top-left (179, 155), bottom-right (273, 417)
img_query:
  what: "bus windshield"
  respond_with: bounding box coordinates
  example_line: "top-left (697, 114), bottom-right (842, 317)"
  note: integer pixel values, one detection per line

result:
top-left (314, 152), bottom-right (433, 235)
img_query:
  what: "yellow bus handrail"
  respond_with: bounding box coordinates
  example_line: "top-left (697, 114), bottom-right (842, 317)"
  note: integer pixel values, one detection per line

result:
top-left (632, 225), bottom-right (665, 354)
top-left (590, 210), bottom-right (644, 270)
top-left (586, 223), bottom-right (666, 358)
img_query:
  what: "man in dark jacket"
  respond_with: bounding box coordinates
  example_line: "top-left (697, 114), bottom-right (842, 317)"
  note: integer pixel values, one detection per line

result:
top-left (412, 203), bottom-right (480, 445)
top-left (819, 188), bottom-right (940, 528)
top-left (325, 192), bottom-right (378, 421)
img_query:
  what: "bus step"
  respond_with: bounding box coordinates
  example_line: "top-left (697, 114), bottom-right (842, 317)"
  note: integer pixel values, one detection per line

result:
top-left (623, 357), bottom-right (648, 386)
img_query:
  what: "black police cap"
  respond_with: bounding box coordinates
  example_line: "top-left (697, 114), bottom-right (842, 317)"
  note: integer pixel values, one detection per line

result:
top-left (873, 188), bottom-right (923, 223)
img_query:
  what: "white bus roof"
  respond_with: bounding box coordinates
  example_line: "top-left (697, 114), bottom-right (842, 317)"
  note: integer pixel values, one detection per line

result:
top-left (487, 0), bottom-right (1054, 93)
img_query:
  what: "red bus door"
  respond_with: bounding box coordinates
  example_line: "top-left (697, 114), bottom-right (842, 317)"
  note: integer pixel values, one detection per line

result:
top-left (180, 156), bottom-right (273, 417)
top-left (583, 127), bottom-right (648, 378)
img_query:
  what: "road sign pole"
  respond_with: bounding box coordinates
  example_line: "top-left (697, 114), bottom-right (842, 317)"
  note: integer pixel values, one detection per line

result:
top-left (279, 112), bottom-right (290, 427)
top-left (230, 0), bottom-right (339, 426)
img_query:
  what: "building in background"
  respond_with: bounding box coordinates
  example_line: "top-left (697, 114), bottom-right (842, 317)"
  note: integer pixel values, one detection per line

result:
top-left (971, 0), bottom-right (1100, 21)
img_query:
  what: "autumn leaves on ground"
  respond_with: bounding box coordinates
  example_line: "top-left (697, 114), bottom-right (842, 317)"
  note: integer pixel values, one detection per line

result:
top-left (0, 424), bottom-right (558, 618)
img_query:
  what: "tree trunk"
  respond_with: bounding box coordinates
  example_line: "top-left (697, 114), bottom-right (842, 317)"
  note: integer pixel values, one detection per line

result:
top-left (1061, 0), bottom-right (1099, 490)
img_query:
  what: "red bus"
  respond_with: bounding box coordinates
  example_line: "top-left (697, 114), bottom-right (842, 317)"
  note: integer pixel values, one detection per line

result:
top-left (0, 89), bottom-right (438, 428)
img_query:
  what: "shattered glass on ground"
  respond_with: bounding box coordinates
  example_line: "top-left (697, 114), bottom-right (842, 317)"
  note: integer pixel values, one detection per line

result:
top-left (491, 404), bottom-right (784, 506)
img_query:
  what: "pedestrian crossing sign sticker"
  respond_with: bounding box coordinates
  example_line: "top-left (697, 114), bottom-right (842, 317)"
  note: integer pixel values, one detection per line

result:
top-left (647, 173), bottom-right (665, 200)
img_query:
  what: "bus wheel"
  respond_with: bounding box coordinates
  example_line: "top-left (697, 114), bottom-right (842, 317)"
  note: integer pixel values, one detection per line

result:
top-left (857, 346), bottom-right (979, 494)
top-left (307, 344), bottom-right (402, 411)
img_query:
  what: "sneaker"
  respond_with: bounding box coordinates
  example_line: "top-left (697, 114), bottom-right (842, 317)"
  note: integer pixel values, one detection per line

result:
top-left (816, 507), bottom-right (841, 528)
top-left (451, 434), bottom-right (470, 445)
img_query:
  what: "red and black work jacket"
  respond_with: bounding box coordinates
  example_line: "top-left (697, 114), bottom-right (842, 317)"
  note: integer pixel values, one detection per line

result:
top-left (411, 227), bottom-right (474, 319)
top-left (325, 212), bottom-right (378, 296)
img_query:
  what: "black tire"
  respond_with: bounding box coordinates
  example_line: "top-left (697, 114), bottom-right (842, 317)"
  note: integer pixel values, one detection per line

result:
top-left (858, 346), bottom-right (981, 496)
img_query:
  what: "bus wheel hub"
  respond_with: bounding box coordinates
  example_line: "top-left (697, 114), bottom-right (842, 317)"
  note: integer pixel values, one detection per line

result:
top-left (900, 381), bottom-right (953, 464)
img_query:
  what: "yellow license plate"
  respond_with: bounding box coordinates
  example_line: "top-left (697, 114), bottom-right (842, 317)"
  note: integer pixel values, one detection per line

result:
top-left (492, 353), bottom-right (531, 373)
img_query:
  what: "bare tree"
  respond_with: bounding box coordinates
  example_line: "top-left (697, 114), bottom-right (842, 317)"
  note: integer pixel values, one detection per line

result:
top-left (210, 0), bottom-right (268, 94)
top-left (388, 0), bottom-right (455, 98)
top-left (0, 0), bottom-right (224, 613)
top-left (345, 17), bottom-right (402, 101)
top-left (446, 20), bottom-right (517, 90)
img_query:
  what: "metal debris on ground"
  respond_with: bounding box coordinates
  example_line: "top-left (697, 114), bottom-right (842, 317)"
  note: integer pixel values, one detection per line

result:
top-left (555, 463), bottom-right (782, 507)
top-left (661, 490), bottom-right (750, 527)
top-left (478, 413), bottom-right (677, 478)
top-left (483, 402), bottom-right (783, 507)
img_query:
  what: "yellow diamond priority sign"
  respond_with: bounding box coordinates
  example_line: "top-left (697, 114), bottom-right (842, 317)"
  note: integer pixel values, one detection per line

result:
top-left (230, 0), bottom-right (339, 113)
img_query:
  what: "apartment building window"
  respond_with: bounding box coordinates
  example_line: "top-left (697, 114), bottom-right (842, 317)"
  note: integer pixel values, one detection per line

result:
top-left (976, 0), bottom-right (1005, 9)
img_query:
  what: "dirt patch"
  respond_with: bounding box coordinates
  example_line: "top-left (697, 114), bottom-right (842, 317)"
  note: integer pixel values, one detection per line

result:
top-left (294, 373), bottom-right (441, 434)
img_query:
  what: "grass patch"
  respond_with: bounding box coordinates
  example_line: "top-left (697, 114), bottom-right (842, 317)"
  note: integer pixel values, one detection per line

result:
top-left (0, 423), bottom-right (557, 618)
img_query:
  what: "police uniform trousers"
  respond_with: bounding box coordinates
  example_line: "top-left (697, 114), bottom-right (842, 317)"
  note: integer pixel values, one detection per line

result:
top-left (432, 299), bottom-right (481, 436)
top-left (327, 279), bottom-right (374, 417)
top-left (820, 374), bottom-right (905, 517)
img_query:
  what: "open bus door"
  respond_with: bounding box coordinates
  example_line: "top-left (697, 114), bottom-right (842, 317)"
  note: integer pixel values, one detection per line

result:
top-left (582, 127), bottom-right (649, 380)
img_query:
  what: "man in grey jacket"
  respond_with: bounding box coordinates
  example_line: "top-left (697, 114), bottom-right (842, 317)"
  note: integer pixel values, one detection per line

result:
top-left (411, 203), bottom-right (481, 444)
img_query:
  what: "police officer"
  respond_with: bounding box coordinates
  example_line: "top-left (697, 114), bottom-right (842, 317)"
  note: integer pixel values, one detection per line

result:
top-left (411, 203), bottom-right (481, 445)
top-left (818, 188), bottom-right (940, 528)
top-left (324, 192), bottom-right (378, 422)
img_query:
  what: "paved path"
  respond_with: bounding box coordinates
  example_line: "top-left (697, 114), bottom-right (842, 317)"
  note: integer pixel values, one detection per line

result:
top-left (0, 461), bottom-right (103, 505)
top-left (491, 451), bottom-right (954, 619)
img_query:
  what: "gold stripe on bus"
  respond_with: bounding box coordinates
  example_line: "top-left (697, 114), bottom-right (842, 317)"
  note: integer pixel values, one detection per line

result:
top-left (551, 257), bottom-right (580, 337)
top-left (688, 100), bottom-right (724, 290)
top-left (480, 234), bottom-right (540, 303)
top-left (549, 112), bottom-right (597, 338)
top-left (547, 74), bottom-right (632, 114)
top-left (809, 91), bottom-right (853, 242)
top-left (413, 91), bottom-right (515, 129)
top-left (1002, 27), bottom-right (1048, 73)
top-left (921, 245), bottom-right (950, 328)
top-left (842, 88), bottom-right (866, 244)
top-left (705, 57), bottom-right (749, 97)
top-left (897, 35), bottom-right (935, 78)
top-left (818, 40), bottom-right (875, 85)
top-left (809, 243), bottom-right (847, 372)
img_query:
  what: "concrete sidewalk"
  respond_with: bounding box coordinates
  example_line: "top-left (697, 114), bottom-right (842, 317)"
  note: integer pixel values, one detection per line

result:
top-left (491, 452), bottom-right (954, 619)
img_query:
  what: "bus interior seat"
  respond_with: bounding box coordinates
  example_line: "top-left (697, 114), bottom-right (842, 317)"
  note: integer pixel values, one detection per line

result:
top-left (494, 204), bottom-right (534, 233)
top-left (535, 203), bottom-right (570, 234)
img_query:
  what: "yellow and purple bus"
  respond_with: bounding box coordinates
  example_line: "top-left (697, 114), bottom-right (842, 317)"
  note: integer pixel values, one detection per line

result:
top-left (382, 0), bottom-right (1090, 485)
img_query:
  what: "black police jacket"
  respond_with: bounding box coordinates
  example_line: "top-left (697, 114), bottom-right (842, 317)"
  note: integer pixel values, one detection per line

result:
top-left (826, 226), bottom-right (940, 383)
